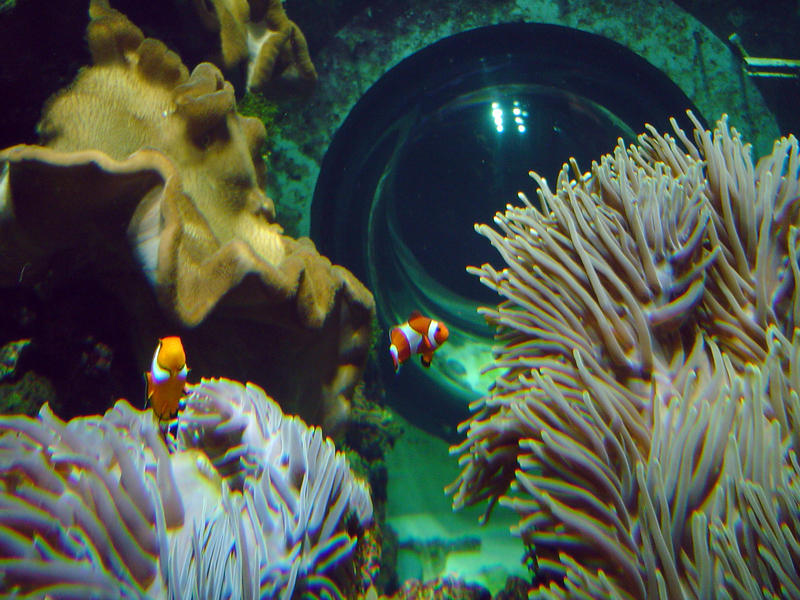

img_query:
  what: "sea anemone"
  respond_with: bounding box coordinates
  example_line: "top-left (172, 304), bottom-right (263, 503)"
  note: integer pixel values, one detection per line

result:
top-left (0, 377), bottom-right (374, 599)
top-left (447, 113), bottom-right (800, 598)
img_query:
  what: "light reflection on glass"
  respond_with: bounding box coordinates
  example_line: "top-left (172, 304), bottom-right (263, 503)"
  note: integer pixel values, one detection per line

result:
top-left (491, 99), bottom-right (528, 133)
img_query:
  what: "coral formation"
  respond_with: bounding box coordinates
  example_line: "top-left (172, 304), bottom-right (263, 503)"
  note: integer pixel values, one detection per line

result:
top-left (0, 372), bottom-right (54, 417)
top-left (0, 377), bottom-right (375, 599)
top-left (0, 340), bottom-right (55, 417)
top-left (448, 114), bottom-right (800, 598)
top-left (398, 536), bottom-right (480, 581)
top-left (386, 576), bottom-right (491, 600)
top-left (0, 340), bottom-right (29, 382)
top-left (190, 0), bottom-right (317, 93)
top-left (0, 3), bottom-right (373, 428)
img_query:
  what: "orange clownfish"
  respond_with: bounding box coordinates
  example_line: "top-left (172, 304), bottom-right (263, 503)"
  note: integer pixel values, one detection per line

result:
top-left (146, 336), bottom-right (188, 420)
top-left (389, 311), bottom-right (449, 372)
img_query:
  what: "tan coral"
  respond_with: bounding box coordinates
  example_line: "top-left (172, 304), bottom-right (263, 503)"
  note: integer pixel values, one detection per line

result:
top-left (191, 0), bottom-right (317, 93)
top-left (44, 2), bottom-right (283, 278)
top-left (0, 4), bottom-right (372, 430)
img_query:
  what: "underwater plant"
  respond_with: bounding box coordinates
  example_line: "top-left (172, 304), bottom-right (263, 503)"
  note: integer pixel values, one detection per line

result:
top-left (0, 378), bottom-right (375, 599)
top-left (448, 113), bottom-right (800, 598)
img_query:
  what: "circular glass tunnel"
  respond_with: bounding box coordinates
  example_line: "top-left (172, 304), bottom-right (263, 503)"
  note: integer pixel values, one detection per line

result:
top-left (311, 23), bottom-right (703, 433)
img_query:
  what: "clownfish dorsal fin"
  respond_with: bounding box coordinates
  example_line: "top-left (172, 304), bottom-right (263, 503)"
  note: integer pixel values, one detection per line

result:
top-left (409, 310), bottom-right (423, 320)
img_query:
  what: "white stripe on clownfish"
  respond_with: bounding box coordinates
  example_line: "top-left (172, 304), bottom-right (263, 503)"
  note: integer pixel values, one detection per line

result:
top-left (150, 351), bottom-right (188, 385)
top-left (397, 322), bottom-right (423, 354)
top-left (427, 320), bottom-right (442, 349)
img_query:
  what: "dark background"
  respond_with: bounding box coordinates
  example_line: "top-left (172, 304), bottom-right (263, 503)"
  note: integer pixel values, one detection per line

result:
top-left (0, 0), bottom-right (798, 150)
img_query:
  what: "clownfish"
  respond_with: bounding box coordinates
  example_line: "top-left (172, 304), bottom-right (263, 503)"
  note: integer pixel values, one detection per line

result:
top-left (145, 336), bottom-right (188, 420)
top-left (389, 311), bottom-right (449, 372)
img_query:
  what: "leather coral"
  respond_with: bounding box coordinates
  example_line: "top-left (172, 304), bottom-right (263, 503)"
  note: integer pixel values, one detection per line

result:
top-left (0, 4), bottom-right (372, 428)
top-left (0, 378), bottom-right (375, 599)
top-left (448, 114), bottom-right (800, 598)
top-left (191, 0), bottom-right (318, 93)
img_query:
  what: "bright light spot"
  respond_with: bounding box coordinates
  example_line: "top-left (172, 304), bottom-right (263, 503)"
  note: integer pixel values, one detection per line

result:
top-left (491, 103), bottom-right (504, 133)
top-left (491, 100), bottom-right (528, 134)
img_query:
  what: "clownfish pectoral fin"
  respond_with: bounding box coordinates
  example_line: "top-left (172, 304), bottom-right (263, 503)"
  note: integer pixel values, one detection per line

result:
top-left (143, 372), bottom-right (153, 408)
top-left (420, 335), bottom-right (434, 353)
